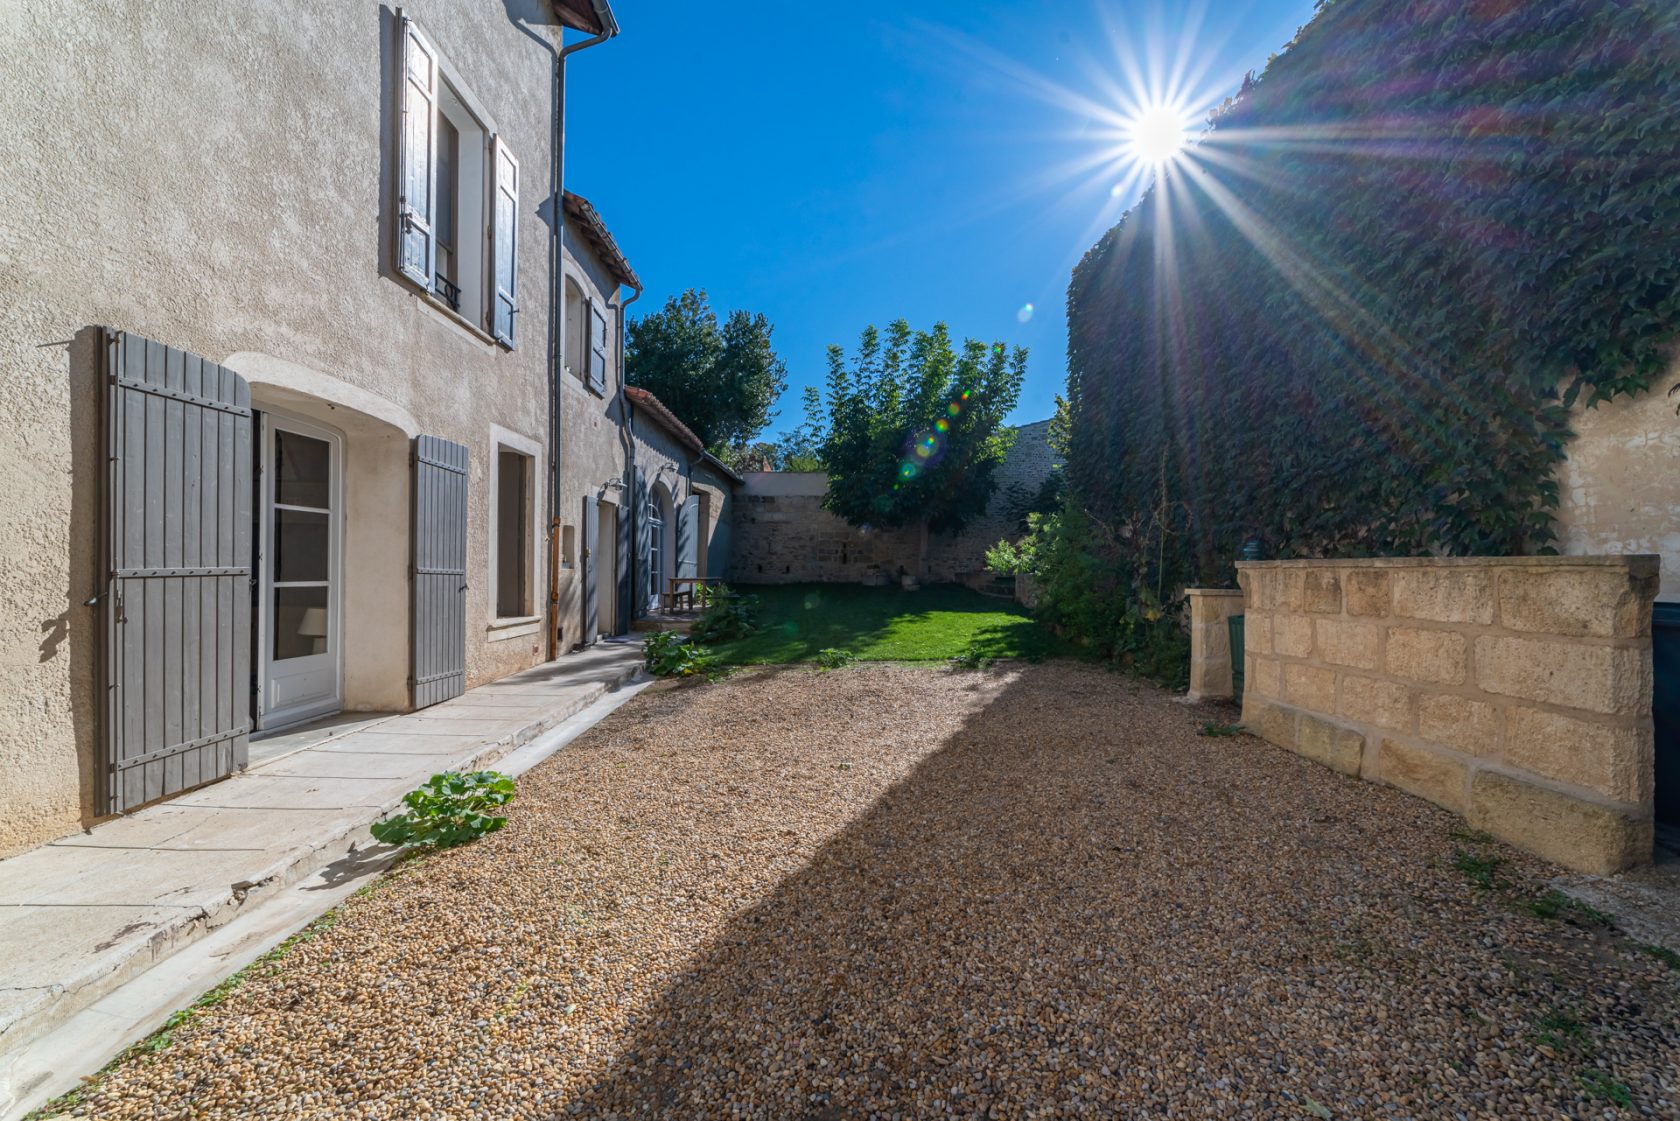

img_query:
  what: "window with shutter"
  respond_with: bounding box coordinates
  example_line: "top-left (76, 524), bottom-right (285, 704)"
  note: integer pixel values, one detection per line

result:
top-left (589, 301), bottom-right (609, 391)
top-left (490, 135), bottom-right (519, 346)
top-left (397, 18), bottom-right (438, 288)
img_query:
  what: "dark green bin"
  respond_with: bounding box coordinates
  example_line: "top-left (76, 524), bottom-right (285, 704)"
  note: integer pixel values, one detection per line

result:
top-left (1229, 613), bottom-right (1245, 707)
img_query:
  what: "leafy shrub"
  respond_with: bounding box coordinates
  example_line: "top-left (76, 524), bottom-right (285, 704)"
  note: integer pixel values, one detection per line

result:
top-left (1005, 506), bottom-right (1190, 689)
top-left (370, 771), bottom-right (516, 849)
top-left (643, 630), bottom-right (718, 677)
top-left (689, 586), bottom-right (760, 644)
top-left (816, 647), bottom-right (856, 670)
top-left (984, 533), bottom-right (1038, 576)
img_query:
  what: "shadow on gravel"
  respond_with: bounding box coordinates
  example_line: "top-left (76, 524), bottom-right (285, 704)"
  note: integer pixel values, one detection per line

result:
top-left (562, 664), bottom-right (1680, 1119)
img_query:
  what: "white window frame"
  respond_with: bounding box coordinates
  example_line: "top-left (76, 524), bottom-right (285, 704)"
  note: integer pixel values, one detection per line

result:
top-left (563, 275), bottom-right (587, 379)
top-left (487, 424), bottom-right (543, 636)
top-left (256, 410), bottom-right (346, 730)
top-left (394, 11), bottom-right (514, 349)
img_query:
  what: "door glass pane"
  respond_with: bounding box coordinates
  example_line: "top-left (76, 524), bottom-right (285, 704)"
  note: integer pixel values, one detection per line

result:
top-left (275, 430), bottom-right (331, 508)
top-left (274, 509), bottom-right (330, 583)
top-left (274, 585), bottom-right (329, 661)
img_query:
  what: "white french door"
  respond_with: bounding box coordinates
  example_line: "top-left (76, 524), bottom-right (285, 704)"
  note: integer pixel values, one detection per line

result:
top-left (646, 501), bottom-right (664, 612)
top-left (257, 413), bottom-right (343, 730)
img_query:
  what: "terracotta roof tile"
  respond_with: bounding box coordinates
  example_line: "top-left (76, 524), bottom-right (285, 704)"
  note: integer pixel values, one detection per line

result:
top-left (563, 191), bottom-right (640, 291)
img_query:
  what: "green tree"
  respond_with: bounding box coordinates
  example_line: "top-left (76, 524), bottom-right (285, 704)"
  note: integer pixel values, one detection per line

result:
top-left (625, 289), bottom-right (788, 451)
top-left (816, 320), bottom-right (1026, 574)
top-left (775, 386), bottom-right (828, 472)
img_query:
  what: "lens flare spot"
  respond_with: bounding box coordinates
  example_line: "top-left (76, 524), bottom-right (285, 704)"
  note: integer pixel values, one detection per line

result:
top-left (947, 402), bottom-right (962, 417)
top-left (1016, 303), bottom-right (1034, 324)
top-left (935, 418), bottom-right (949, 433)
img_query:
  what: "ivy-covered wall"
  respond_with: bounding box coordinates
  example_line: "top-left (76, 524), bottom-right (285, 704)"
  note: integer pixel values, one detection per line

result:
top-left (1066, 0), bottom-right (1680, 588)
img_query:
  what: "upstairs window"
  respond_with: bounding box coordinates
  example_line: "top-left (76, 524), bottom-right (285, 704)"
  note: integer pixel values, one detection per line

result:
top-left (564, 278), bottom-right (586, 378)
top-left (396, 15), bottom-right (519, 347)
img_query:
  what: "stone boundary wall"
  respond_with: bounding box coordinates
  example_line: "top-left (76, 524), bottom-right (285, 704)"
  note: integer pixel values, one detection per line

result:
top-left (732, 420), bottom-right (1060, 584)
top-left (1236, 556), bottom-right (1660, 874)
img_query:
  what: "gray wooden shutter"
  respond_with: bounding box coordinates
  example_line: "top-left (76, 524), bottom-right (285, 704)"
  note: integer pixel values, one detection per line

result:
top-left (102, 329), bottom-right (253, 813)
top-left (490, 135), bottom-right (519, 345)
top-left (412, 435), bottom-right (468, 707)
top-left (588, 301), bottom-right (608, 391)
top-left (582, 494), bottom-right (599, 642)
top-left (635, 470), bottom-right (652, 612)
top-left (677, 494), bottom-right (699, 579)
top-left (397, 16), bottom-right (438, 288)
top-left (616, 490), bottom-right (633, 634)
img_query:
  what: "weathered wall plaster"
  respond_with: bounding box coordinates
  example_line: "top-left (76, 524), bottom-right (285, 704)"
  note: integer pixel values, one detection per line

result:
top-left (1554, 365), bottom-right (1680, 603)
top-left (0, 0), bottom-right (568, 856)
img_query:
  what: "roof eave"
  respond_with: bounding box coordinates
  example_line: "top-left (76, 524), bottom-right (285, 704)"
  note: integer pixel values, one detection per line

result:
top-left (551, 0), bottom-right (617, 37)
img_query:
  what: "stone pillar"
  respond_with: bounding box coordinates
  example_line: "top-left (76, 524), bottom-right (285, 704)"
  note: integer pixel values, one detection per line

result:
top-left (1186, 588), bottom-right (1246, 702)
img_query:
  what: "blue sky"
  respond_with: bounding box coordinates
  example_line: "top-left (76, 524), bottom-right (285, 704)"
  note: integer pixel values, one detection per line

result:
top-left (565, 1), bottom-right (1320, 439)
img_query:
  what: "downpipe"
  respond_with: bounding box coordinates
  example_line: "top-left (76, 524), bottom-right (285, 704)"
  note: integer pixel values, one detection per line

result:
top-left (543, 23), bottom-right (614, 661)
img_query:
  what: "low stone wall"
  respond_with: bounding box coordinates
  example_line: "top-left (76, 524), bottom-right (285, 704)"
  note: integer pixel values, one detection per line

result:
top-left (1236, 556), bottom-right (1659, 874)
top-left (1186, 588), bottom-right (1244, 702)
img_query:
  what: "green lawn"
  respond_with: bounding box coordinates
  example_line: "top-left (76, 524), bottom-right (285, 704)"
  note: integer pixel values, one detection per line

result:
top-left (710, 583), bottom-right (1071, 665)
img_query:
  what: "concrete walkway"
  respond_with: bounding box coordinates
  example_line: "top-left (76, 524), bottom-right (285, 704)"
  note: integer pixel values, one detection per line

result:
top-left (0, 640), bottom-right (645, 1070)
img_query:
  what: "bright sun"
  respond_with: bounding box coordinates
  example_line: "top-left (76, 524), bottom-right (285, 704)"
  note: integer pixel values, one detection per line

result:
top-left (1127, 105), bottom-right (1189, 166)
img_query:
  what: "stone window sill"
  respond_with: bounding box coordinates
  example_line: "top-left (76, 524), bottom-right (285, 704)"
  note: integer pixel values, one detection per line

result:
top-left (487, 616), bottom-right (542, 642)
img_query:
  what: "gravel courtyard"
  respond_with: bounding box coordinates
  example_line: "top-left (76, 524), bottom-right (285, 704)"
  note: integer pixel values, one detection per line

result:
top-left (61, 663), bottom-right (1678, 1120)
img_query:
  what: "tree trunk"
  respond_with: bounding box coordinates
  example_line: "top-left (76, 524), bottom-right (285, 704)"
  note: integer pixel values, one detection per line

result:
top-left (918, 519), bottom-right (930, 579)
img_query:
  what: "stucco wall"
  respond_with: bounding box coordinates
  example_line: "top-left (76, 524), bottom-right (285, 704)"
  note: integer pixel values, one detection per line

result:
top-left (692, 462), bottom-right (734, 581)
top-left (731, 420), bottom-right (1059, 585)
top-left (557, 236), bottom-right (630, 648)
top-left (1554, 365), bottom-right (1680, 603)
top-left (0, 0), bottom-right (569, 856)
top-left (1236, 557), bottom-right (1659, 874)
top-left (629, 414), bottom-right (696, 611)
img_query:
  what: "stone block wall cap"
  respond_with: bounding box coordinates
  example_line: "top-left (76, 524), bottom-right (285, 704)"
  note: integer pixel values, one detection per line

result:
top-left (1185, 587), bottom-right (1245, 597)
top-left (1235, 555), bottom-right (1659, 574)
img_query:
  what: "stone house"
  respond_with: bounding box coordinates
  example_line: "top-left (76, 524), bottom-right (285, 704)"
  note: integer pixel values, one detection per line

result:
top-left (0, 0), bottom-right (656, 858)
top-left (624, 387), bottom-right (741, 612)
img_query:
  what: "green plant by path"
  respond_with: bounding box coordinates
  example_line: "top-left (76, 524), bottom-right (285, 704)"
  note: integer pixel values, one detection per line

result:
top-left (643, 631), bottom-right (720, 677)
top-left (1579, 1069), bottom-right (1632, 1108)
top-left (815, 648), bottom-right (856, 670)
top-left (688, 586), bottom-right (759, 644)
top-left (708, 583), bottom-right (1069, 666)
top-left (370, 771), bottom-right (515, 849)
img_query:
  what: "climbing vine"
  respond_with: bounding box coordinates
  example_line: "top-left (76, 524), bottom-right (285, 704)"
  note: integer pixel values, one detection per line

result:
top-left (1066, 0), bottom-right (1680, 589)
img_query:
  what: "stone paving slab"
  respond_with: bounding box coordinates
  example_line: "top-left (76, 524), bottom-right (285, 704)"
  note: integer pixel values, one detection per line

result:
top-left (0, 640), bottom-right (645, 1060)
